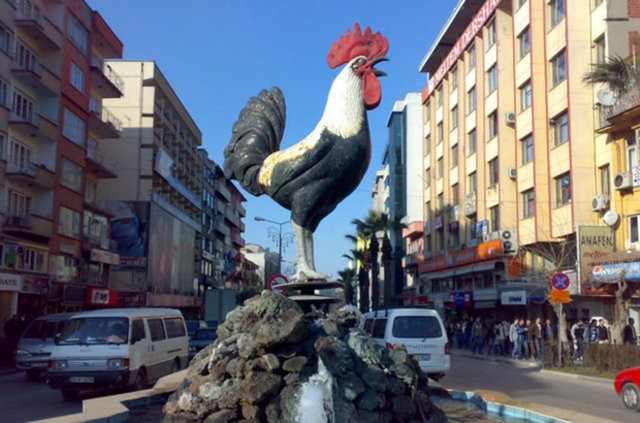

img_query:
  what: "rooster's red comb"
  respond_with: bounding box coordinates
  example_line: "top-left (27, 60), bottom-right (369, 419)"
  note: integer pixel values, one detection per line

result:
top-left (327, 23), bottom-right (389, 69)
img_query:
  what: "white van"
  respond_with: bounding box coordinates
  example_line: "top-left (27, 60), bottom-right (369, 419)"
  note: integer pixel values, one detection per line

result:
top-left (47, 308), bottom-right (188, 400)
top-left (360, 308), bottom-right (450, 380)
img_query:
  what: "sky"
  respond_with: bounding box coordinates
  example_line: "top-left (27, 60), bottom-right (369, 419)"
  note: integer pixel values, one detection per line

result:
top-left (87, 0), bottom-right (459, 280)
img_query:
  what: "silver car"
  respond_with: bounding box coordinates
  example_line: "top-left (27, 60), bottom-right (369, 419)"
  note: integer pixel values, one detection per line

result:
top-left (15, 313), bottom-right (75, 381)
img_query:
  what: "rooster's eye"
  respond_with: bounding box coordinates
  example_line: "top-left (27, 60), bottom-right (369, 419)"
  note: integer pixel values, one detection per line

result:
top-left (351, 57), bottom-right (367, 69)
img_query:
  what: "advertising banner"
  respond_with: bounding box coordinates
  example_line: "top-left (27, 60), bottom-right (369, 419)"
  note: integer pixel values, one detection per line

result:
top-left (577, 226), bottom-right (615, 293)
top-left (106, 201), bottom-right (149, 269)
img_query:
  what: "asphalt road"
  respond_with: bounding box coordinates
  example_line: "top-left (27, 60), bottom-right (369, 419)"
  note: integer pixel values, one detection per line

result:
top-left (440, 351), bottom-right (639, 423)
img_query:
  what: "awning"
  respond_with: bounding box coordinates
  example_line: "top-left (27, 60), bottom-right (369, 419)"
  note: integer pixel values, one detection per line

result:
top-left (424, 260), bottom-right (499, 280)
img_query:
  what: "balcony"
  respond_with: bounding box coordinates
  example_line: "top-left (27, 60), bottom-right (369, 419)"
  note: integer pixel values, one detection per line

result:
top-left (4, 211), bottom-right (53, 241)
top-left (11, 59), bottom-right (59, 96)
top-left (214, 220), bottom-right (231, 237)
top-left (9, 111), bottom-right (38, 135)
top-left (402, 221), bottom-right (424, 239)
top-left (88, 99), bottom-right (122, 138)
top-left (14, 2), bottom-right (62, 50)
top-left (9, 110), bottom-right (57, 143)
top-left (464, 191), bottom-right (477, 216)
top-left (90, 56), bottom-right (124, 98)
top-left (86, 144), bottom-right (117, 179)
top-left (402, 253), bottom-right (422, 268)
top-left (6, 160), bottom-right (55, 190)
top-left (5, 214), bottom-right (33, 229)
top-left (599, 85), bottom-right (640, 131)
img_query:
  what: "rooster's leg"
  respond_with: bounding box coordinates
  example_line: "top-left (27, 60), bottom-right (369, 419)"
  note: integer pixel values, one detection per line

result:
top-left (292, 221), bottom-right (330, 281)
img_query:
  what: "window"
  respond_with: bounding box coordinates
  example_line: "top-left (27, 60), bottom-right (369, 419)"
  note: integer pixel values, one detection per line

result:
top-left (452, 183), bottom-right (459, 205)
top-left (14, 40), bottom-right (36, 71)
top-left (8, 190), bottom-right (31, 218)
top-left (12, 90), bottom-right (35, 123)
top-left (519, 27), bottom-right (530, 59)
top-left (468, 172), bottom-right (477, 192)
top-left (468, 216), bottom-right (477, 239)
top-left (450, 106), bottom-right (458, 130)
top-left (467, 129), bottom-right (477, 155)
top-left (0, 77), bottom-right (8, 107)
top-left (17, 246), bottom-right (46, 273)
top-left (627, 137), bottom-right (638, 170)
top-left (63, 108), bottom-right (86, 147)
top-left (487, 65), bottom-right (497, 94)
top-left (630, 215), bottom-right (640, 243)
top-left (489, 206), bottom-right (499, 232)
top-left (594, 37), bottom-right (605, 65)
top-left (520, 80), bottom-right (532, 111)
top-left (437, 123), bottom-right (443, 144)
top-left (8, 139), bottom-right (31, 169)
top-left (70, 62), bottom-right (85, 93)
top-left (61, 158), bottom-right (83, 192)
top-left (451, 145), bottom-right (458, 168)
top-left (0, 131), bottom-right (5, 159)
top-left (600, 165), bottom-right (610, 196)
top-left (132, 320), bottom-right (146, 342)
top-left (550, 0), bottom-right (565, 28)
top-left (0, 22), bottom-right (12, 55)
top-left (147, 318), bottom-right (166, 342)
top-left (372, 319), bottom-right (387, 339)
top-left (58, 206), bottom-right (80, 239)
top-left (521, 134), bottom-right (533, 164)
top-left (437, 86), bottom-right (443, 107)
top-left (488, 158), bottom-right (499, 186)
top-left (486, 19), bottom-right (496, 49)
top-left (450, 66), bottom-right (458, 92)
top-left (555, 172), bottom-right (571, 206)
top-left (523, 189), bottom-right (535, 218)
top-left (467, 87), bottom-right (476, 114)
top-left (437, 157), bottom-right (444, 179)
top-left (487, 112), bottom-right (498, 140)
top-left (67, 13), bottom-right (89, 54)
top-left (467, 44), bottom-right (476, 73)
top-left (425, 168), bottom-right (431, 188)
top-left (552, 112), bottom-right (569, 146)
top-left (551, 50), bottom-right (567, 86)
top-left (425, 135), bottom-right (431, 155)
top-left (164, 317), bottom-right (186, 338)
top-left (424, 101), bottom-right (431, 124)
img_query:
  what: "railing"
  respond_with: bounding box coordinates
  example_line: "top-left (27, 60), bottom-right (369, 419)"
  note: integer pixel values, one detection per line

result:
top-left (89, 98), bottom-right (123, 131)
top-left (6, 159), bottom-right (36, 176)
top-left (5, 214), bottom-right (33, 228)
top-left (10, 111), bottom-right (38, 126)
top-left (15, 0), bottom-right (44, 26)
top-left (600, 85), bottom-right (640, 127)
top-left (12, 56), bottom-right (41, 75)
top-left (90, 56), bottom-right (124, 93)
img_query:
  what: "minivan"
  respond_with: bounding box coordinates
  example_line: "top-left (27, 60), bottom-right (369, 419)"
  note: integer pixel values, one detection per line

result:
top-left (47, 308), bottom-right (188, 400)
top-left (15, 313), bottom-right (76, 381)
top-left (360, 308), bottom-right (450, 380)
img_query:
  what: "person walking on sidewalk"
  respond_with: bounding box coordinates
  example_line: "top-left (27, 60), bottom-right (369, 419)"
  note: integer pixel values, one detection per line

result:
top-left (571, 320), bottom-right (587, 362)
top-left (597, 319), bottom-right (610, 344)
top-left (623, 318), bottom-right (638, 346)
top-left (510, 317), bottom-right (520, 359)
top-left (529, 317), bottom-right (543, 360)
top-left (587, 319), bottom-right (599, 345)
top-left (516, 318), bottom-right (529, 360)
top-left (544, 318), bottom-right (555, 343)
top-left (471, 317), bottom-right (484, 355)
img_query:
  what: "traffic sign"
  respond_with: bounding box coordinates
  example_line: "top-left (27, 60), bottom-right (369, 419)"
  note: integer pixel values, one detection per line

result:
top-left (550, 289), bottom-right (570, 303)
top-left (551, 272), bottom-right (570, 291)
top-left (268, 274), bottom-right (289, 291)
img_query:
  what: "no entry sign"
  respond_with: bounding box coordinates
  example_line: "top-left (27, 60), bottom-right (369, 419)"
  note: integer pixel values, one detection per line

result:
top-left (268, 274), bottom-right (288, 291)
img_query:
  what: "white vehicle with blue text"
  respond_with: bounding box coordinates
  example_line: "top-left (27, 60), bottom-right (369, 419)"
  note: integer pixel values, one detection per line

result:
top-left (47, 308), bottom-right (188, 400)
top-left (360, 308), bottom-right (450, 380)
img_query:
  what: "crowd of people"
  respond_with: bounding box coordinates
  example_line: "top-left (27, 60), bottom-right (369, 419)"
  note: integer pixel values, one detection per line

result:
top-left (445, 315), bottom-right (639, 362)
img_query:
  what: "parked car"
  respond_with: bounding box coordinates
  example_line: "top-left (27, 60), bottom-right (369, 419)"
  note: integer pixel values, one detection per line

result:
top-left (47, 308), bottom-right (188, 400)
top-left (614, 367), bottom-right (640, 411)
top-left (360, 308), bottom-right (450, 381)
top-left (14, 313), bottom-right (76, 381)
top-left (185, 320), bottom-right (208, 337)
top-left (189, 327), bottom-right (218, 360)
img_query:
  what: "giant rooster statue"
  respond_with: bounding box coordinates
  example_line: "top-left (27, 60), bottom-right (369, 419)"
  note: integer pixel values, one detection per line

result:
top-left (224, 24), bottom-right (388, 282)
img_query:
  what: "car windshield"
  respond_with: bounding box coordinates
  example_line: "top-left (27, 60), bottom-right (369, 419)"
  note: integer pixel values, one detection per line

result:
top-left (58, 317), bottom-right (129, 345)
top-left (22, 320), bottom-right (65, 340)
top-left (392, 316), bottom-right (443, 339)
top-left (192, 329), bottom-right (216, 341)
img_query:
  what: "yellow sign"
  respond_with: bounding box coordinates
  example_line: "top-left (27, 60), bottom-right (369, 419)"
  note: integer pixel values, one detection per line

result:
top-left (550, 289), bottom-right (570, 304)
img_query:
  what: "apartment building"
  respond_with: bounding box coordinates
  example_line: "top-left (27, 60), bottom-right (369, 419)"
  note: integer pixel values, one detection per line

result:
top-left (99, 60), bottom-right (203, 312)
top-left (198, 149), bottom-right (246, 292)
top-left (0, 0), bottom-right (123, 322)
top-left (416, 0), bottom-right (640, 321)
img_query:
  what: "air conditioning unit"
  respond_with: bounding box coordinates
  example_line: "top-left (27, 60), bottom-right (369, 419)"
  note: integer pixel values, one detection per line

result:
top-left (482, 230), bottom-right (500, 243)
top-left (614, 171), bottom-right (633, 190)
top-left (591, 194), bottom-right (609, 212)
top-left (505, 112), bottom-right (516, 125)
top-left (499, 229), bottom-right (518, 255)
top-left (507, 168), bottom-right (517, 180)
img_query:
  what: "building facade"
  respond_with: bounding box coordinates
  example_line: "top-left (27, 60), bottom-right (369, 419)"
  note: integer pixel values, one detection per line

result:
top-left (416, 0), bottom-right (640, 322)
top-left (1, 0), bottom-right (123, 325)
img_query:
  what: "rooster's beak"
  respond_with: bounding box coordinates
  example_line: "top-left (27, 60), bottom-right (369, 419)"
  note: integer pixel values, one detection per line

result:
top-left (371, 57), bottom-right (389, 77)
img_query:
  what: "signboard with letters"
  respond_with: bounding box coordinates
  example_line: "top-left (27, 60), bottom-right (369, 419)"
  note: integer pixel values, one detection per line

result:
top-left (501, 290), bottom-right (527, 306)
top-left (0, 272), bottom-right (21, 291)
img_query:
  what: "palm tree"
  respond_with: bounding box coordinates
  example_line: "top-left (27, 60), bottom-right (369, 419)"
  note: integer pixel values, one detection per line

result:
top-left (337, 267), bottom-right (356, 305)
top-left (583, 55), bottom-right (639, 95)
top-left (346, 219), bottom-right (373, 313)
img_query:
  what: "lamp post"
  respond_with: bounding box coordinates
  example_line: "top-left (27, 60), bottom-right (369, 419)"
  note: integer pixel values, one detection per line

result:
top-left (254, 216), bottom-right (290, 275)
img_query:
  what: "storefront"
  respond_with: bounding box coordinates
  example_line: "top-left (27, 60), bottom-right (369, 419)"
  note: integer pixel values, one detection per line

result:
top-left (18, 276), bottom-right (50, 318)
top-left (0, 272), bottom-right (21, 336)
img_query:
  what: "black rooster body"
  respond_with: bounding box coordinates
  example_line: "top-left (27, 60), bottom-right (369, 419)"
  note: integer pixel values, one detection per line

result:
top-left (224, 24), bottom-right (388, 281)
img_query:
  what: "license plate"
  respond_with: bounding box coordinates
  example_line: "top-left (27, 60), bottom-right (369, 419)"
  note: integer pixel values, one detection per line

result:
top-left (417, 354), bottom-right (431, 361)
top-left (69, 376), bottom-right (94, 383)
top-left (31, 362), bottom-right (48, 368)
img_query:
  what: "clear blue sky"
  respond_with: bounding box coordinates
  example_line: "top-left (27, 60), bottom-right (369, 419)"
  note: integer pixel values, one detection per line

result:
top-left (87, 0), bottom-right (458, 279)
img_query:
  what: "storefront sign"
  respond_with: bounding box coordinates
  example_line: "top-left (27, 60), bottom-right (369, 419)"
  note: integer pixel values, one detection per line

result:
top-left (592, 261), bottom-right (640, 281)
top-left (22, 277), bottom-right (49, 294)
top-left (419, 240), bottom-right (502, 275)
top-left (577, 226), bottom-right (614, 290)
top-left (0, 272), bottom-right (21, 291)
top-left (118, 257), bottom-right (147, 267)
top-left (450, 291), bottom-right (473, 308)
top-left (118, 291), bottom-right (147, 307)
top-left (501, 290), bottom-right (527, 306)
top-left (86, 287), bottom-right (119, 306)
top-left (59, 242), bottom-right (77, 255)
top-left (90, 249), bottom-right (120, 265)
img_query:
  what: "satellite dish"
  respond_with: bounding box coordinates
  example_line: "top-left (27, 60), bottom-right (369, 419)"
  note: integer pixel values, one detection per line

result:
top-left (597, 88), bottom-right (617, 106)
top-left (603, 210), bottom-right (619, 227)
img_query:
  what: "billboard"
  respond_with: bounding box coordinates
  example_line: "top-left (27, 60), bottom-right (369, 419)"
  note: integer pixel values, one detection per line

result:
top-left (147, 203), bottom-right (195, 294)
top-left (107, 201), bottom-right (149, 269)
top-left (576, 225), bottom-right (615, 293)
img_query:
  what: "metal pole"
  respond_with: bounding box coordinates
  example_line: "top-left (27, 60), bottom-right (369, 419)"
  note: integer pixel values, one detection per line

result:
top-left (558, 302), bottom-right (562, 368)
top-left (278, 223), bottom-right (282, 275)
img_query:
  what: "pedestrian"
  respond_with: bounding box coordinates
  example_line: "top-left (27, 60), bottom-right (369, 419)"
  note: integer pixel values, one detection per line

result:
top-left (544, 318), bottom-right (555, 343)
top-left (517, 318), bottom-right (529, 360)
top-left (463, 317), bottom-right (472, 349)
top-left (491, 320), bottom-right (504, 355)
top-left (623, 318), bottom-right (638, 346)
top-left (587, 319), bottom-right (598, 344)
top-left (597, 319), bottom-right (610, 344)
top-left (571, 320), bottom-right (586, 361)
top-left (530, 317), bottom-right (543, 360)
top-left (509, 317), bottom-right (520, 359)
top-left (454, 319), bottom-right (463, 349)
top-left (471, 317), bottom-right (484, 355)
top-left (501, 319), bottom-right (511, 356)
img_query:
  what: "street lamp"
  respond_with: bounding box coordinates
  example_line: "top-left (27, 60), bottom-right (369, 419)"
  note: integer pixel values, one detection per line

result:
top-left (254, 216), bottom-right (291, 274)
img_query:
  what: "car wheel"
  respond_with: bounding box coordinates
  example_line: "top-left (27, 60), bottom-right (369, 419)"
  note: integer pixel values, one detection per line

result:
top-left (622, 383), bottom-right (640, 411)
top-left (134, 368), bottom-right (148, 391)
top-left (170, 359), bottom-right (180, 374)
top-left (61, 389), bottom-right (79, 401)
top-left (26, 369), bottom-right (42, 381)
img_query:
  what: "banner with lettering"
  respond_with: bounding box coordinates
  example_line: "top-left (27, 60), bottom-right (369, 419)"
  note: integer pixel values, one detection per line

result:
top-left (577, 226), bottom-right (615, 293)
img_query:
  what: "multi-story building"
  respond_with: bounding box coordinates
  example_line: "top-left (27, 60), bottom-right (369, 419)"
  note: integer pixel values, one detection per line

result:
top-left (241, 243), bottom-right (279, 290)
top-left (0, 0), bottom-right (123, 322)
top-left (99, 60), bottom-right (203, 313)
top-left (198, 149), bottom-right (246, 292)
top-left (416, 0), bottom-right (640, 321)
